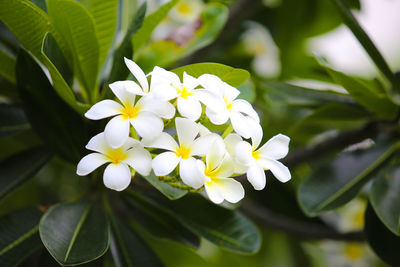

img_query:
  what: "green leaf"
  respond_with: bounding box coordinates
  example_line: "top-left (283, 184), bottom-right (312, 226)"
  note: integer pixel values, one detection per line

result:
top-left (40, 202), bottom-right (110, 266)
top-left (0, 48), bottom-right (16, 83)
top-left (146, 194), bottom-right (261, 254)
top-left (364, 203), bottom-right (400, 266)
top-left (172, 63), bottom-right (250, 87)
top-left (319, 61), bottom-right (398, 119)
top-left (0, 146), bottom-right (50, 201)
top-left (0, 103), bottom-right (29, 137)
top-left (298, 136), bottom-right (400, 216)
top-left (370, 159), bottom-right (400, 235)
top-left (81, 0), bottom-right (118, 69)
top-left (47, 0), bottom-right (99, 101)
top-left (0, 208), bottom-right (43, 266)
top-left (132, 0), bottom-right (178, 53)
top-left (107, 208), bottom-right (164, 267)
top-left (41, 33), bottom-right (88, 114)
top-left (141, 172), bottom-right (187, 200)
top-left (17, 48), bottom-right (91, 163)
top-left (123, 190), bottom-right (200, 248)
top-left (106, 2), bottom-right (146, 86)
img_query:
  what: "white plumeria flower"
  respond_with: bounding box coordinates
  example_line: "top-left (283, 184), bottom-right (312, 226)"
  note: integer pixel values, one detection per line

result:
top-left (224, 133), bottom-right (248, 174)
top-left (196, 137), bottom-right (245, 204)
top-left (150, 67), bottom-right (221, 121)
top-left (144, 117), bottom-right (218, 189)
top-left (235, 127), bottom-right (291, 190)
top-left (85, 82), bottom-right (165, 148)
top-left (197, 74), bottom-right (260, 139)
top-left (76, 132), bottom-right (152, 191)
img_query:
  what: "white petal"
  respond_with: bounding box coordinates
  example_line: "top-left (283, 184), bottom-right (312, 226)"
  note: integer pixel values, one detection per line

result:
top-left (247, 164), bottom-right (266, 190)
top-left (85, 100), bottom-right (122, 120)
top-left (213, 177), bottom-right (244, 203)
top-left (124, 146), bottom-right (152, 176)
top-left (152, 151), bottom-right (180, 176)
top-left (231, 99), bottom-right (260, 122)
top-left (150, 83), bottom-right (178, 101)
top-left (130, 112), bottom-right (163, 140)
top-left (103, 163), bottom-right (132, 191)
top-left (191, 133), bottom-right (219, 156)
top-left (250, 124), bottom-right (263, 150)
top-left (204, 181), bottom-right (224, 204)
top-left (194, 89), bottom-right (226, 112)
top-left (257, 134), bottom-right (290, 160)
top-left (109, 81), bottom-right (144, 99)
top-left (124, 57), bottom-right (149, 93)
top-left (213, 154), bottom-right (235, 178)
top-left (222, 82), bottom-right (240, 103)
top-left (196, 159), bottom-right (210, 182)
top-left (77, 153), bottom-right (109, 176)
top-left (179, 158), bottom-right (204, 189)
top-left (206, 138), bottom-right (226, 172)
top-left (183, 72), bottom-right (199, 90)
top-left (198, 122), bottom-right (211, 136)
top-left (109, 83), bottom-right (136, 106)
top-left (259, 159), bottom-right (291, 183)
top-left (150, 66), bottom-right (181, 87)
top-left (175, 117), bottom-right (199, 146)
top-left (230, 112), bottom-right (259, 139)
top-left (86, 132), bottom-right (110, 154)
top-left (177, 97), bottom-right (202, 121)
top-left (105, 115), bottom-right (130, 148)
top-left (142, 132), bottom-right (179, 151)
top-left (197, 74), bottom-right (224, 96)
top-left (137, 95), bottom-right (175, 119)
top-left (205, 107), bottom-right (229, 125)
top-left (235, 141), bottom-right (253, 166)
top-left (224, 133), bottom-right (242, 156)
top-left (121, 137), bottom-right (141, 151)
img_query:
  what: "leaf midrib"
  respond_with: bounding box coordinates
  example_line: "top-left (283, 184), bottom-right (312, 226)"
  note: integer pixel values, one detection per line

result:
top-left (0, 225), bottom-right (39, 257)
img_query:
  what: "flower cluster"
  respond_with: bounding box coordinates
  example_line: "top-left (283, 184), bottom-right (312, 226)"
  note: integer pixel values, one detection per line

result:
top-left (77, 58), bottom-right (291, 204)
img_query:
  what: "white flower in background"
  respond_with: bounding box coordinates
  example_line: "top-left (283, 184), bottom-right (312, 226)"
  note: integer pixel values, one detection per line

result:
top-left (169, 0), bottom-right (203, 24)
top-left (198, 74), bottom-right (260, 138)
top-left (241, 21), bottom-right (281, 78)
top-left (196, 137), bottom-right (245, 204)
top-left (144, 117), bottom-right (217, 189)
top-left (76, 132), bottom-right (152, 191)
top-left (85, 83), bottom-right (164, 148)
top-left (235, 127), bottom-right (291, 190)
top-left (150, 68), bottom-right (221, 121)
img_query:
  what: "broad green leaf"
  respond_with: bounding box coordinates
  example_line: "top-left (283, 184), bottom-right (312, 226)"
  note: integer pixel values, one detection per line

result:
top-left (123, 190), bottom-right (200, 248)
top-left (41, 33), bottom-right (88, 114)
top-left (31, 0), bottom-right (47, 12)
top-left (0, 103), bottom-right (29, 137)
top-left (0, 129), bottom-right (42, 161)
top-left (0, 146), bottom-right (50, 201)
top-left (47, 0), bottom-right (99, 101)
top-left (0, 77), bottom-right (18, 100)
top-left (147, 194), bottom-right (261, 254)
top-left (0, 0), bottom-right (69, 61)
top-left (298, 136), bottom-right (400, 216)
top-left (132, 0), bottom-right (178, 52)
top-left (106, 2), bottom-right (146, 87)
top-left (0, 208), bottom-right (43, 266)
top-left (141, 172), bottom-right (187, 200)
top-left (172, 63), bottom-right (250, 87)
top-left (364, 204), bottom-right (400, 266)
top-left (320, 61), bottom-right (398, 119)
top-left (121, 0), bottom-right (138, 33)
top-left (17, 49), bottom-right (91, 163)
top-left (0, 48), bottom-right (15, 83)
top-left (135, 3), bottom-right (228, 72)
top-left (40, 202), bottom-right (110, 266)
top-left (370, 159), bottom-right (400, 235)
top-left (81, 0), bottom-right (118, 69)
top-left (107, 208), bottom-right (164, 267)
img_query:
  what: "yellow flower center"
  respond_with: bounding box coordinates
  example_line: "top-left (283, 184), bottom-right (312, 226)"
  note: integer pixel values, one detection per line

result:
top-left (121, 104), bottom-right (140, 120)
top-left (252, 150), bottom-right (261, 160)
top-left (177, 3), bottom-right (191, 15)
top-left (175, 145), bottom-right (191, 159)
top-left (353, 210), bottom-right (365, 228)
top-left (204, 167), bottom-right (217, 184)
top-left (344, 243), bottom-right (363, 261)
top-left (107, 148), bottom-right (128, 164)
top-left (176, 85), bottom-right (193, 99)
top-left (224, 97), bottom-right (233, 111)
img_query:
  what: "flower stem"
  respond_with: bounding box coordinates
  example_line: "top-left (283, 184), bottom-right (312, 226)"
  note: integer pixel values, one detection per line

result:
top-left (221, 124), bottom-right (233, 138)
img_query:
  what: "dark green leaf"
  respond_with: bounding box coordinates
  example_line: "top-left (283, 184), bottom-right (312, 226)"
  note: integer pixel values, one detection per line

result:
top-left (0, 146), bottom-right (50, 201)
top-left (123, 190), bottom-right (199, 248)
top-left (0, 48), bottom-right (15, 83)
top-left (0, 208), bottom-right (43, 266)
top-left (298, 136), bottom-right (400, 216)
top-left (141, 172), bottom-right (187, 200)
top-left (17, 48), bottom-right (91, 163)
top-left (40, 202), bottom-right (110, 266)
top-left (171, 63), bottom-right (250, 87)
top-left (47, 0), bottom-right (99, 101)
top-left (0, 103), bottom-right (29, 137)
top-left (370, 159), bottom-right (400, 235)
top-left (364, 204), bottom-right (400, 266)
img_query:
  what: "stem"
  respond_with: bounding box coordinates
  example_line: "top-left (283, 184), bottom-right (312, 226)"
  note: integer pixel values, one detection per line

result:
top-left (221, 124), bottom-right (233, 138)
top-left (330, 0), bottom-right (399, 93)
